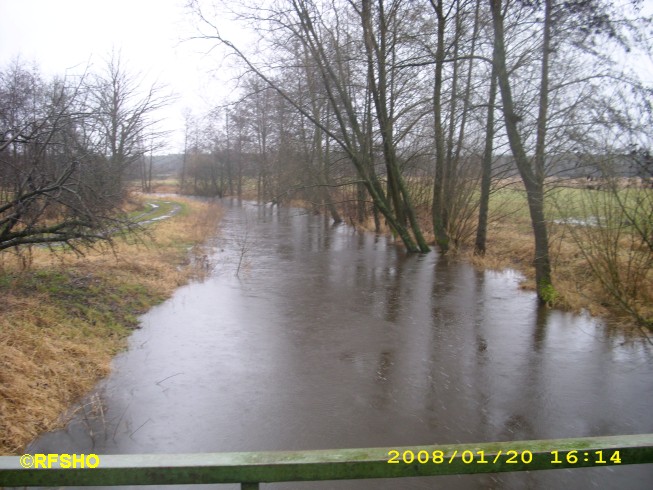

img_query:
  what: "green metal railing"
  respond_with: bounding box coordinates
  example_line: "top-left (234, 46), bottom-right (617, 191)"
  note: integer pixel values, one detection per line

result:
top-left (2, 434), bottom-right (652, 488)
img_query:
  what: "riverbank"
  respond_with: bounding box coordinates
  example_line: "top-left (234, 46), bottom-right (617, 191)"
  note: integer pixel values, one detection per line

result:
top-left (289, 186), bottom-right (652, 331)
top-left (0, 195), bottom-right (222, 455)
top-left (20, 198), bottom-right (653, 490)
top-left (460, 189), bottom-right (652, 332)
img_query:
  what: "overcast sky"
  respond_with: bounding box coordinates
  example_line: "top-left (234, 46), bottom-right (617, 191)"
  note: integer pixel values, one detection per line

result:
top-left (0, 0), bottom-right (234, 152)
top-left (1, 0), bottom-right (652, 153)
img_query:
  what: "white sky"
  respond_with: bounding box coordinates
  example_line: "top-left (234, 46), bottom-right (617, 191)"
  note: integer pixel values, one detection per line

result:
top-left (0, 0), bottom-right (235, 152)
top-left (1, 0), bottom-right (651, 153)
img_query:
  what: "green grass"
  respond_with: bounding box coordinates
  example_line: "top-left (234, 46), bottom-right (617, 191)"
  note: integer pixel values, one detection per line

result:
top-left (546, 186), bottom-right (653, 232)
top-left (127, 199), bottom-right (182, 222)
top-left (2, 268), bottom-right (164, 330)
top-left (484, 185), bottom-right (653, 226)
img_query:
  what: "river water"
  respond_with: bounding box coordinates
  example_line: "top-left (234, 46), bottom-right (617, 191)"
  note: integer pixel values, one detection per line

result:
top-left (29, 200), bottom-right (653, 489)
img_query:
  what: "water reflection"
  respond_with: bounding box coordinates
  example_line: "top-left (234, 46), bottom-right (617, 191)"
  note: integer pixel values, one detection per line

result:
top-left (26, 201), bottom-right (653, 489)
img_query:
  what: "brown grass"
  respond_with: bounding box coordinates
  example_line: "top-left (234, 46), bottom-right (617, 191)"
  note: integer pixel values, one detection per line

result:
top-left (463, 214), bottom-right (653, 326)
top-left (0, 196), bottom-right (223, 455)
top-left (324, 190), bottom-right (651, 328)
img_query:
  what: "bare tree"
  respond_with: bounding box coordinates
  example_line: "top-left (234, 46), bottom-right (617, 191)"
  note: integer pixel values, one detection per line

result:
top-left (551, 151), bottom-right (652, 328)
top-left (474, 62), bottom-right (497, 256)
top-left (0, 64), bottom-right (125, 251)
top-left (0, 56), bottom-right (171, 253)
top-left (188, 0), bottom-right (430, 252)
top-left (488, 0), bottom-right (564, 302)
top-left (88, 52), bottom-right (171, 195)
top-left (489, 0), bottom-right (651, 302)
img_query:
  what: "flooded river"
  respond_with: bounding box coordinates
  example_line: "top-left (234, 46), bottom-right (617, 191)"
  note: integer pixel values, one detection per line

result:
top-left (29, 200), bottom-right (653, 489)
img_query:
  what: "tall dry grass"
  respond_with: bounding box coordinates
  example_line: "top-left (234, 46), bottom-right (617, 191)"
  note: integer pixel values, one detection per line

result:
top-left (0, 196), bottom-right (223, 455)
top-left (464, 197), bottom-right (652, 328)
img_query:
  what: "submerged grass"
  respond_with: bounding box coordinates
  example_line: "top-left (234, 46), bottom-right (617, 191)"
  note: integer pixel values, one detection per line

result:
top-left (323, 180), bottom-right (652, 328)
top-left (0, 195), bottom-right (223, 455)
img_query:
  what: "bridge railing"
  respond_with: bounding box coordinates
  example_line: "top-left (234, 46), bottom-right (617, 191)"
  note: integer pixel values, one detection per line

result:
top-left (2, 434), bottom-right (652, 488)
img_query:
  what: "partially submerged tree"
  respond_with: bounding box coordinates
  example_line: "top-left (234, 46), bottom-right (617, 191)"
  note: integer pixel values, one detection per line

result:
top-left (185, 0), bottom-right (651, 314)
top-left (489, 0), bottom-right (555, 301)
top-left (189, 0), bottom-right (430, 252)
top-left (487, 0), bottom-right (650, 302)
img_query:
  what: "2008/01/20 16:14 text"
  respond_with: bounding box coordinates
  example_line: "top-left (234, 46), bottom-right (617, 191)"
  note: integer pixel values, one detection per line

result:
top-left (387, 449), bottom-right (622, 465)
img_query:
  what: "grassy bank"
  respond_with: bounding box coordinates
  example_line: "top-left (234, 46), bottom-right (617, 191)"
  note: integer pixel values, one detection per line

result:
top-left (463, 186), bottom-right (652, 329)
top-left (293, 181), bottom-right (652, 329)
top-left (158, 176), bottom-right (651, 326)
top-left (0, 195), bottom-right (222, 455)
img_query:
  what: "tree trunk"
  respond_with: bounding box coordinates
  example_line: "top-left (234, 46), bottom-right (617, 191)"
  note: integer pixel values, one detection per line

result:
top-left (431, 0), bottom-right (449, 252)
top-left (490, 0), bottom-right (554, 303)
top-left (475, 64), bottom-right (497, 256)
